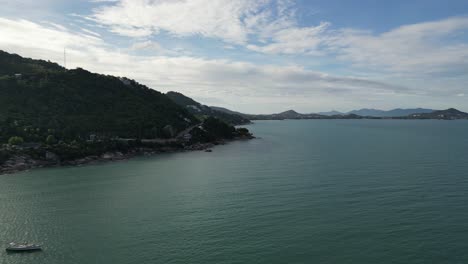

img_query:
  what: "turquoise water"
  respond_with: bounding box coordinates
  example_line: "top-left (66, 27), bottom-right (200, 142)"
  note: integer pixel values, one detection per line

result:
top-left (1, 120), bottom-right (468, 264)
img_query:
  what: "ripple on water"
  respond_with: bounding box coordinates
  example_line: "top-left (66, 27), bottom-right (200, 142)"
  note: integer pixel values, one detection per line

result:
top-left (1, 120), bottom-right (468, 264)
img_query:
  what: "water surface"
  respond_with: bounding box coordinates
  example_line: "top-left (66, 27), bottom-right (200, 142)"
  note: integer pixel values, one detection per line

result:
top-left (1, 120), bottom-right (468, 264)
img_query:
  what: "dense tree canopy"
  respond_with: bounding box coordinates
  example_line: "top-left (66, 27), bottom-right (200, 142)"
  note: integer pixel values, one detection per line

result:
top-left (0, 51), bottom-right (252, 167)
top-left (0, 51), bottom-right (199, 143)
top-left (166, 91), bottom-right (251, 125)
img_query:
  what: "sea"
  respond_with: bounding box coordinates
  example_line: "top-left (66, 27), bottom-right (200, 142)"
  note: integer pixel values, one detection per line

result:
top-left (1, 120), bottom-right (468, 264)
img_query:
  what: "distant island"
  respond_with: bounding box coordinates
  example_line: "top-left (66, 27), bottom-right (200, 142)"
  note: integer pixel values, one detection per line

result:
top-left (0, 50), bottom-right (253, 174)
top-left (322, 108), bottom-right (435, 117)
top-left (212, 108), bottom-right (468, 121)
top-left (1, 50), bottom-right (467, 174)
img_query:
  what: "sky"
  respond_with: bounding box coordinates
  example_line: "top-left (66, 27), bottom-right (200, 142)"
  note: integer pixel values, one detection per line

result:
top-left (0, 0), bottom-right (467, 113)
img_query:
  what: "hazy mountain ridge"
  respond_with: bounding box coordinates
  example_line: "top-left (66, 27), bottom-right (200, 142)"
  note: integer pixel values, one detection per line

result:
top-left (348, 108), bottom-right (435, 117)
top-left (166, 92), bottom-right (251, 125)
top-left (318, 110), bottom-right (345, 116)
top-left (213, 108), bottom-right (366, 120)
top-left (404, 108), bottom-right (468, 120)
top-left (212, 106), bottom-right (468, 120)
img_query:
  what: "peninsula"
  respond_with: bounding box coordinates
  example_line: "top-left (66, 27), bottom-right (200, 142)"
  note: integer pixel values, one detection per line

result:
top-left (0, 50), bottom-right (253, 174)
top-left (1, 50), bottom-right (466, 174)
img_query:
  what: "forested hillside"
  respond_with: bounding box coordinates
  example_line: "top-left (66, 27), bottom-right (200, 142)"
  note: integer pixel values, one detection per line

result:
top-left (166, 91), bottom-right (251, 125)
top-left (0, 50), bottom-right (198, 143)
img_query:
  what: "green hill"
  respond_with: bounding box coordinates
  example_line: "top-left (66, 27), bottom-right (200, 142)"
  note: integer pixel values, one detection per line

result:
top-left (0, 50), bottom-right (199, 143)
top-left (0, 50), bottom-right (254, 173)
top-left (0, 50), bottom-right (65, 76)
top-left (166, 91), bottom-right (251, 125)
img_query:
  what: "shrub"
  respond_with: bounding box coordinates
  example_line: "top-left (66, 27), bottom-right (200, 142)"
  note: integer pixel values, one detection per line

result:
top-left (8, 136), bottom-right (24, 145)
top-left (203, 117), bottom-right (235, 139)
top-left (46, 135), bottom-right (57, 145)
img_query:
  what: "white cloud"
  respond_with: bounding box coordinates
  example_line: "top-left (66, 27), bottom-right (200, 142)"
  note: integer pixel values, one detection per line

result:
top-left (88, 1), bottom-right (468, 80)
top-left (247, 22), bottom-right (329, 55)
top-left (329, 17), bottom-right (468, 75)
top-left (80, 28), bottom-right (101, 37)
top-left (0, 17), bottom-right (425, 113)
top-left (108, 25), bottom-right (154, 38)
top-left (0, 18), bottom-right (104, 65)
top-left (130, 40), bottom-right (162, 51)
top-left (246, 15), bottom-right (468, 77)
top-left (89, 0), bottom-right (272, 43)
top-left (90, 0), bottom-right (119, 2)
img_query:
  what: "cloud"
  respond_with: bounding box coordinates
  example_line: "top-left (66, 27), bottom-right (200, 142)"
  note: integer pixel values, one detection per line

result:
top-left (89, 0), bottom-right (272, 43)
top-left (88, 0), bottom-right (299, 43)
top-left (0, 17), bottom-right (418, 113)
top-left (247, 22), bottom-right (330, 55)
top-left (80, 27), bottom-right (101, 37)
top-left (329, 17), bottom-right (468, 75)
top-left (246, 15), bottom-right (468, 75)
top-left (2, 0), bottom-right (468, 112)
top-left (88, 1), bottom-right (468, 79)
top-left (0, 18), bottom-right (104, 64)
top-left (130, 40), bottom-right (162, 51)
top-left (247, 15), bottom-right (468, 82)
top-left (90, 0), bottom-right (119, 2)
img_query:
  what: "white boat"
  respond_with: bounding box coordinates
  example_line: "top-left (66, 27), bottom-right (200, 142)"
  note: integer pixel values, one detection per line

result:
top-left (6, 242), bottom-right (42, 252)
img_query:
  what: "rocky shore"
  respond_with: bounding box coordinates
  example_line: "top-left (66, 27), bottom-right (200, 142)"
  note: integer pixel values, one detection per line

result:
top-left (0, 137), bottom-right (253, 175)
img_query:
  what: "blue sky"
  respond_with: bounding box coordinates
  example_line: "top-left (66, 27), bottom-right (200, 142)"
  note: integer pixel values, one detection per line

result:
top-left (0, 0), bottom-right (467, 113)
top-left (298, 0), bottom-right (468, 30)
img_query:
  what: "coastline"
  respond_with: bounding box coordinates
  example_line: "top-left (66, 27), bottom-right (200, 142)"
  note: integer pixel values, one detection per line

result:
top-left (0, 137), bottom-right (254, 176)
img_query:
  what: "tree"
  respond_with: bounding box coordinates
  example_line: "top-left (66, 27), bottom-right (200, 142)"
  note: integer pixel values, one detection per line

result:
top-left (235, 127), bottom-right (251, 137)
top-left (203, 117), bottom-right (235, 139)
top-left (8, 136), bottom-right (24, 145)
top-left (46, 135), bottom-right (57, 145)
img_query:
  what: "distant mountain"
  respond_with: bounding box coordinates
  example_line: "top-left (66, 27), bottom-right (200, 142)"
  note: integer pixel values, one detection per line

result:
top-left (277, 110), bottom-right (303, 119)
top-left (348, 108), bottom-right (435, 117)
top-left (226, 109), bottom-right (363, 120)
top-left (318, 110), bottom-right (345, 116)
top-left (244, 110), bottom-right (321, 120)
top-left (209, 105), bottom-right (468, 121)
top-left (166, 92), bottom-right (250, 125)
top-left (404, 108), bottom-right (468, 120)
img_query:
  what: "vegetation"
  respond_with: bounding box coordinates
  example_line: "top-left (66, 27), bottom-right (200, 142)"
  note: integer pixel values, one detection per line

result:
top-left (0, 50), bottom-right (64, 76)
top-left (190, 117), bottom-right (253, 143)
top-left (235, 127), bottom-right (252, 137)
top-left (8, 136), bottom-right (24, 145)
top-left (166, 91), bottom-right (251, 125)
top-left (0, 50), bottom-right (198, 143)
top-left (0, 50), bottom-right (252, 169)
top-left (203, 117), bottom-right (236, 139)
top-left (46, 135), bottom-right (57, 145)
